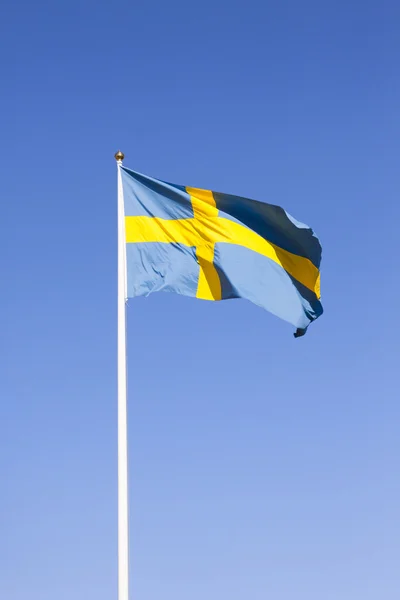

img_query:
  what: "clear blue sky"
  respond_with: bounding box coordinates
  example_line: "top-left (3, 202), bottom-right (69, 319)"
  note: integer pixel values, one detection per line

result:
top-left (3, 1), bottom-right (400, 599)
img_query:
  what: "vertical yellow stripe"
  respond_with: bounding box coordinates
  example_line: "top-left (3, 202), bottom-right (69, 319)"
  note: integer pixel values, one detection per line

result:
top-left (186, 187), bottom-right (221, 300)
top-left (196, 243), bottom-right (221, 300)
top-left (186, 186), bottom-right (219, 219)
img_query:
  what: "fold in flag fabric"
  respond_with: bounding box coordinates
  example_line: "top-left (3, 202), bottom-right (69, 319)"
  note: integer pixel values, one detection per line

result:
top-left (121, 167), bottom-right (323, 336)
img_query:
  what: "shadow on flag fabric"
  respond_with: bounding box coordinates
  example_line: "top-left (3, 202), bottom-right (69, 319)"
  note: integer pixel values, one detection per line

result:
top-left (121, 166), bottom-right (323, 337)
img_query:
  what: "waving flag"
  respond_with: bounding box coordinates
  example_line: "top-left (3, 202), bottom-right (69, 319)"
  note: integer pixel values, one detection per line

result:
top-left (121, 166), bottom-right (323, 336)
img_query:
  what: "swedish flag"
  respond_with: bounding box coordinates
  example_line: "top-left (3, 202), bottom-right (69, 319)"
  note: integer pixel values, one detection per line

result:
top-left (121, 167), bottom-right (323, 336)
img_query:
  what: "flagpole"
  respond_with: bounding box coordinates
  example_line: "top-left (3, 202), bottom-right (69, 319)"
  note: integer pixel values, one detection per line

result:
top-left (115, 150), bottom-right (129, 600)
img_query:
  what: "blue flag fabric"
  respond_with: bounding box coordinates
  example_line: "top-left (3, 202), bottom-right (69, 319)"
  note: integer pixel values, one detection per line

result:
top-left (121, 166), bottom-right (323, 336)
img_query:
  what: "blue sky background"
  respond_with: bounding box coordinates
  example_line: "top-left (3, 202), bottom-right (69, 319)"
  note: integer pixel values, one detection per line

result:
top-left (3, 1), bottom-right (400, 598)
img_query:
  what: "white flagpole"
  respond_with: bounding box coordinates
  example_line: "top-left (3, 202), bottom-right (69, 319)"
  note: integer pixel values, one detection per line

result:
top-left (115, 150), bottom-right (129, 600)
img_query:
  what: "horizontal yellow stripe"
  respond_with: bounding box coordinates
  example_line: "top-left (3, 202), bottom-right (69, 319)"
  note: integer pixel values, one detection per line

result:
top-left (125, 215), bottom-right (320, 297)
top-left (126, 216), bottom-right (201, 245)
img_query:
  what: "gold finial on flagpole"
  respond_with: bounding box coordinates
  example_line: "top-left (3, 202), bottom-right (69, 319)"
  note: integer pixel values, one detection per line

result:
top-left (115, 150), bottom-right (125, 162)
